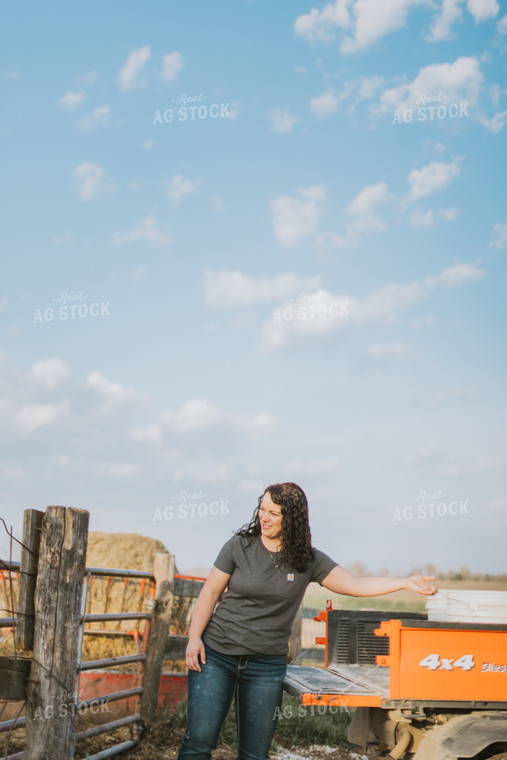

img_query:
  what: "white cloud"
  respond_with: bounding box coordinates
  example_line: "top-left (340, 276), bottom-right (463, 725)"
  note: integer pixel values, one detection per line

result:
top-left (466, 0), bottom-right (499, 22)
top-left (488, 496), bottom-right (507, 513)
top-left (161, 51), bottom-right (184, 80)
top-left (204, 270), bottom-right (321, 308)
top-left (413, 315), bottom-right (435, 329)
top-left (166, 174), bottom-right (198, 206)
top-left (356, 76), bottom-right (385, 100)
top-left (99, 462), bottom-right (142, 478)
top-left (162, 400), bottom-right (221, 432)
top-left (59, 91), bottom-right (85, 110)
top-left (223, 101), bottom-right (240, 120)
top-left (142, 140), bottom-right (154, 149)
top-left (245, 412), bottom-right (274, 437)
top-left (81, 70), bottom-right (98, 86)
top-left (410, 208), bottom-right (435, 227)
top-left (270, 180), bottom-right (391, 251)
top-left (133, 424), bottom-right (163, 444)
top-left (262, 281), bottom-right (422, 351)
top-left (210, 195), bottom-right (224, 212)
top-left (433, 385), bottom-right (473, 403)
top-left (375, 56), bottom-right (483, 119)
top-left (342, 0), bottom-right (426, 53)
top-left (271, 186), bottom-right (326, 247)
top-left (480, 109), bottom-right (507, 133)
top-left (347, 182), bottom-right (391, 235)
top-left (86, 372), bottom-right (138, 403)
top-left (268, 107), bottom-right (299, 133)
top-left (77, 105), bottom-right (110, 131)
top-left (498, 14), bottom-right (507, 33)
top-left (30, 358), bottom-right (69, 389)
top-left (368, 342), bottom-right (412, 361)
top-left (439, 207), bottom-right (460, 221)
top-left (261, 262), bottom-right (484, 351)
top-left (117, 45), bottom-right (151, 91)
top-left (407, 161), bottom-right (460, 202)
top-left (428, 0), bottom-right (499, 38)
top-left (316, 231), bottom-right (350, 248)
top-left (294, 0), bottom-right (351, 42)
top-left (295, 0), bottom-right (427, 53)
top-left (130, 265), bottom-right (146, 281)
top-left (16, 399), bottom-right (70, 431)
top-left (425, 263), bottom-right (485, 288)
top-left (300, 186), bottom-right (326, 202)
top-left (112, 216), bottom-right (172, 245)
top-left (428, 0), bottom-right (463, 40)
top-left (310, 90), bottom-right (339, 117)
top-left (73, 162), bottom-right (117, 201)
top-left (476, 456), bottom-right (503, 469)
top-left (296, 0), bottom-right (498, 50)
top-left (489, 221), bottom-right (507, 250)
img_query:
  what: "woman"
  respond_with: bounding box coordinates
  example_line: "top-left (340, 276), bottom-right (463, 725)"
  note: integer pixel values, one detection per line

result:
top-left (178, 482), bottom-right (436, 760)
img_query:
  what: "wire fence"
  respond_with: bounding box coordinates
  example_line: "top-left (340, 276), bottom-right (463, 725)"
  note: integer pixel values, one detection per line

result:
top-left (0, 513), bottom-right (323, 759)
top-left (0, 512), bottom-right (207, 760)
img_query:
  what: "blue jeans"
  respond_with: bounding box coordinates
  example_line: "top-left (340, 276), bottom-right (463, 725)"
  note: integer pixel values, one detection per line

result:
top-left (177, 642), bottom-right (287, 760)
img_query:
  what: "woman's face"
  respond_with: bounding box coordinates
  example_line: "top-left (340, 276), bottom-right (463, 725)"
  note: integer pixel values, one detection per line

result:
top-left (258, 491), bottom-right (283, 541)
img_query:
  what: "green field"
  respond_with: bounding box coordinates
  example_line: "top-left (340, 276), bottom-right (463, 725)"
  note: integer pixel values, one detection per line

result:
top-left (303, 577), bottom-right (507, 615)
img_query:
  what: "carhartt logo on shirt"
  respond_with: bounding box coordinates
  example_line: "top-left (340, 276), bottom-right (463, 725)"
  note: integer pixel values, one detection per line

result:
top-left (287, 573), bottom-right (294, 581)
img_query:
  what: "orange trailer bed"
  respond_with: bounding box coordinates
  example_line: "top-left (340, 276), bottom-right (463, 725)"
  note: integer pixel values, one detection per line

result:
top-left (284, 609), bottom-right (507, 710)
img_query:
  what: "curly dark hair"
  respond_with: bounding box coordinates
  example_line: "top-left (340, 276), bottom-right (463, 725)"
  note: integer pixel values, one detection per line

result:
top-left (236, 482), bottom-right (313, 572)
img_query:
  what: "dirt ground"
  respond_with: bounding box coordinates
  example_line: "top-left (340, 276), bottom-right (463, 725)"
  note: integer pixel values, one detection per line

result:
top-left (91, 722), bottom-right (374, 760)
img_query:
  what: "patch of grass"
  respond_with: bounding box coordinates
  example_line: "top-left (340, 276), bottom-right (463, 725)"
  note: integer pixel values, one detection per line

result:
top-left (170, 693), bottom-right (351, 752)
top-left (170, 695), bottom-right (237, 749)
top-left (274, 694), bottom-right (351, 748)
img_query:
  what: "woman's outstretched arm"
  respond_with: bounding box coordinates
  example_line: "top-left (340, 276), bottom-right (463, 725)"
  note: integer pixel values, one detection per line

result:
top-left (321, 565), bottom-right (436, 597)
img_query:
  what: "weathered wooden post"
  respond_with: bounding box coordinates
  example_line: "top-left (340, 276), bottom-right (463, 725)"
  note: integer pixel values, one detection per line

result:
top-left (140, 552), bottom-right (175, 722)
top-left (16, 508), bottom-right (44, 652)
top-left (24, 506), bottom-right (89, 760)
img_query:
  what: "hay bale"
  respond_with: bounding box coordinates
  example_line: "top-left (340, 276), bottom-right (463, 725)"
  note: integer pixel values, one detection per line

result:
top-left (84, 532), bottom-right (173, 635)
top-left (81, 532), bottom-right (178, 667)
top-left (85, 531), bottom-right (170, 572)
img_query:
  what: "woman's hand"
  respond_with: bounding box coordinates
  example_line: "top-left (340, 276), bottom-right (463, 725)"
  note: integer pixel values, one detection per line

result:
top-left (404, 574), bottom-right (437, 595)
top-left (186, 636), bottom-right (206, 672)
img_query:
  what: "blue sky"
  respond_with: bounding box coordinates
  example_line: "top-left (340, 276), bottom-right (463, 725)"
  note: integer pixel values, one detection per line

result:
top-left (1, 0), bottom-right (506, 576)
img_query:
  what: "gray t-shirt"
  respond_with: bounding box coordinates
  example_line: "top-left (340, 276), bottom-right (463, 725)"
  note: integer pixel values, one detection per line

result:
top-left (203, 534), bottom-right (339, 655)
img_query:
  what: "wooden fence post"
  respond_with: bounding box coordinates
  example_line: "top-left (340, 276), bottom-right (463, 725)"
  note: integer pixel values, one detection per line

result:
top-left (24, 506), bottom-right (89, 760)
top-left (16, 508), bottom-right (44, 652)
top-left (141, 552), bottom-right (175, 723)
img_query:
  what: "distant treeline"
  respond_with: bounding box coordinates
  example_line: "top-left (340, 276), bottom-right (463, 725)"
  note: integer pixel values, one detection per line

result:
top-left (345, 562), bottom-right (507, 582)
